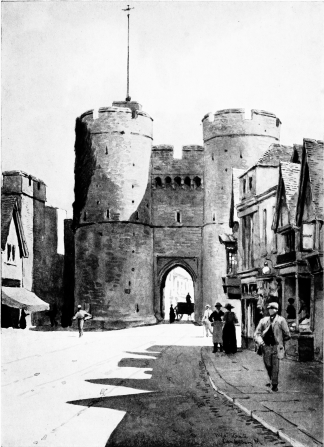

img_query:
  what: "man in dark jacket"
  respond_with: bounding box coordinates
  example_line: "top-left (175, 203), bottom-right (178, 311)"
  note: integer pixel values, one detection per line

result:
top-left (254, 302), bottom-right (290, 392)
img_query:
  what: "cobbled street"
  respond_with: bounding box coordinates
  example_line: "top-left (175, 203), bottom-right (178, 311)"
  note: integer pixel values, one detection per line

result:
top-left (2, 323), bottom-right (291, 447)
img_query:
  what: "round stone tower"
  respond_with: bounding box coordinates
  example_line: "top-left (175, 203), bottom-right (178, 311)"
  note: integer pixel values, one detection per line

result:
top-left (73, 100), bottom-right (155, 327)
top-left (202, 108), bottom-right (281, 305)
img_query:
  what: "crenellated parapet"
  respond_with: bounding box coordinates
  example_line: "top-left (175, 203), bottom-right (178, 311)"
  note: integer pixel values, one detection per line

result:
top-left (202, 108), bottom-right (281, 143)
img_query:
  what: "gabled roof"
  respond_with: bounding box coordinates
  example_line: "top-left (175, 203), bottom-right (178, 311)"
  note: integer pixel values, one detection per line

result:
top-left (272, 162), bottom-right (301, 230)
top-left (229, 168), bottom-right (244, 227)
top-left (239, 144), bottom-right (293, 178)
top-left (296, 138), bottom-right (324, 223)
top-left (1, 195), bottom-right (28, 257)
top-left (256, 143), bottom-right (293, 166)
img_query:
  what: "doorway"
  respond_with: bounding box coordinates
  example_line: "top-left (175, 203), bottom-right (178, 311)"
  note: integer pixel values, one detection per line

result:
top-left (161, 267), bottom-right (195, 321)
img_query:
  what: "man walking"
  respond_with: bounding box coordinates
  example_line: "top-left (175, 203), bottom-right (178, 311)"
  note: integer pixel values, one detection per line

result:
top-left (254, 302), bottom-right (290, 392)
top-left (73, 305), bottom-right (92, 337)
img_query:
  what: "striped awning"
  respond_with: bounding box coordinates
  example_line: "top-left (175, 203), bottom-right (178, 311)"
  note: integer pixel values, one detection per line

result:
top-left (1, 287), bottom-right (50, 312)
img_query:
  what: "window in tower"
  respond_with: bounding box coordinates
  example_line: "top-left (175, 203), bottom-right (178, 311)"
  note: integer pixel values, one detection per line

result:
top-left (155, 177), bottom-right (162, 188)
top-left (212, 212), bottom-right (216, 222)
top-left (135, 211), bottom-right (139, 220)
top-left (83, 212), bottom-right (87, 221)
top-left (105, 146), bottom-right (108, 155)
top-left (174, 176), bottom-right (181, 187)
top-left (106, 209), bottom-right (110, 219)
top-left (165, 176), bottom-right (172, 188)
top-left (176, 211), bottom-right (182, 223)
top-left (184, 177), bottom-right (191, 188)
top-left (193, 177), bottom-right (201, 188)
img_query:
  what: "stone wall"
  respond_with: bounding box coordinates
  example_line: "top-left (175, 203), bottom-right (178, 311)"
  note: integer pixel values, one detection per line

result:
top-left (202, 109), bottom-right (281, 305)
top-left (73, 102), bottom-right (155, 325)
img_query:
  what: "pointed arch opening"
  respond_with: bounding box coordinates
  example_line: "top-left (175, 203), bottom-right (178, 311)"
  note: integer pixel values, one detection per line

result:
top-left (159, 263), bottom-right (195, 321)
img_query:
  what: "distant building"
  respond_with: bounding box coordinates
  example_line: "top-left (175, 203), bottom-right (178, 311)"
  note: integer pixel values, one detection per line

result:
top-left (1, 171), bottom-right (67, 328)
top-left (1, 194), bottom-right (49, 327)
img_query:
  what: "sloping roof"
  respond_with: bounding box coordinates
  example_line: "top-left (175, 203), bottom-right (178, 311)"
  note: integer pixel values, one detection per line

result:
top-left (256, 144), bottom-right (293, 166)
top-left (304, 139), bottom-right (324, 221)
top-left (1, 195), bottom-right (28, 256)
top-left (280, 162), bottom-right (301, 223)
top-left (239, 144), bottom-right (294, 178)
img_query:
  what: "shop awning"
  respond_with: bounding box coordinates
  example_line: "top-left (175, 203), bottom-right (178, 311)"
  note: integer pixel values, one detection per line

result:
top-left (1, 287), bottom-right (50, 312)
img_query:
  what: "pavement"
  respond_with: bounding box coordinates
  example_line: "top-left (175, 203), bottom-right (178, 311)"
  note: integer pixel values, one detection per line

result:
top-left (1, 323), bottom-right (322, 447)
top-left (201, 342), bottom-right (323, 447)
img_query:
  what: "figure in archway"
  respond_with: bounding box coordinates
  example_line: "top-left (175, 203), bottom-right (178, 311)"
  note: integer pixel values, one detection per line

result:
top-left (186, 293), bottom-right (192, 320)
top-left (169, 305), bottom-right (175, 324)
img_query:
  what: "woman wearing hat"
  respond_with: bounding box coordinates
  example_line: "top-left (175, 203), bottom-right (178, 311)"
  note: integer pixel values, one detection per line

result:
top-left (202, 304), bottom-right (212, 337)
top-left (208, 303), bottom-right (224, 352)
top-left (222, 303), bottom-right (238, 354)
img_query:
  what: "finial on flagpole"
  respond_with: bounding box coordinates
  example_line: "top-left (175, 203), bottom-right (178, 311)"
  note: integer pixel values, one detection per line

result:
top-left (122, 5), bottom-right (134, 102)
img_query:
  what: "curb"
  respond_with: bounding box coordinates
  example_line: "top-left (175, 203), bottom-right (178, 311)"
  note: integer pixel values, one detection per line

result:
top-left (207, 374), bottom-right (313, 447)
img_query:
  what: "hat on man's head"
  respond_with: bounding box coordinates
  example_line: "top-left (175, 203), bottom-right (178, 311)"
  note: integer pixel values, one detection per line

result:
top-left (225, 303), bottom-right (234, 310)
top-left (267, 302), bottom-right (279, 310)
top-left (288, 298), bottom-right (295, 304)
top-left (215, 302), bottom-right (222, 308)
top-left (77, 304), bottom-right (82, 309)
top-left (205, 304), bottom-right (211, 308)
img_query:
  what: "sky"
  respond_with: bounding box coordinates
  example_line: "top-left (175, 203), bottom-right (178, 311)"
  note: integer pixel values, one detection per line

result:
top-left (2, 1), bottom-right (323, 216)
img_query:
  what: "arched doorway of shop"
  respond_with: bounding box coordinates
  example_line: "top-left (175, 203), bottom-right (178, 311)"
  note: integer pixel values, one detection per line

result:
top-left (160, 266), bottom-right (195, 321)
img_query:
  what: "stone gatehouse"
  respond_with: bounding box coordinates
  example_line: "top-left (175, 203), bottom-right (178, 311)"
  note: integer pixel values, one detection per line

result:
top-left (73, 99), bottom-right (281, 326)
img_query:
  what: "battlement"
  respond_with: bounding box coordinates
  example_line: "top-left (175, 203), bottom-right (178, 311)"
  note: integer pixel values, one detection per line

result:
top-left (202, 108), bottom-right (281, 142)
top-left (182, 145), bottom-right (204, 152)
top-left (2, 170), bottom-right (46, 202)
top-left (152, 145), bottom-right (174, 152)
top-left (80, 101), bottom-right (153, 122)
top-left (2, 170), bottom-right (46, 185)
top-left (202, 108), bottom-right (279, 123)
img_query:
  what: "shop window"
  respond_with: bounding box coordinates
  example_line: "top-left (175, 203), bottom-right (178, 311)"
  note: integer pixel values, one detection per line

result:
top-left (301, 223), bottom-right (314, 251)
top-left (155, 177), bottom-right (162, 188)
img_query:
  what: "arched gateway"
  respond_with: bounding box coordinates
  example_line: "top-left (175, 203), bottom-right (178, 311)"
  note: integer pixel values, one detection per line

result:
top-left (72, 100), bottom-right (281, 327)
top-left (154, 257), bottom-right (201, 321)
